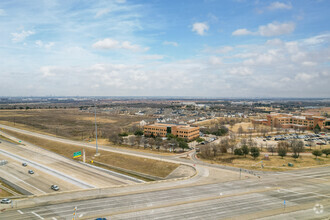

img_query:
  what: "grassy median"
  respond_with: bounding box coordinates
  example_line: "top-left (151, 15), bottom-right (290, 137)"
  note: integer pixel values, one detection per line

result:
top-left (3, 129), bottom-right (179, 178)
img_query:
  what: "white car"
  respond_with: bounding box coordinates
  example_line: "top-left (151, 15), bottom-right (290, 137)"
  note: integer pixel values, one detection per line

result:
top-left (1, 198), bottom-right (12, 204)
top-left (51, 185), bottom-right (60, 191)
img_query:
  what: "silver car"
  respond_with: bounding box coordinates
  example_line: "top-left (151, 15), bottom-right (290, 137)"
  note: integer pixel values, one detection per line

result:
top-left (1, 198), bottom-right (12, 204)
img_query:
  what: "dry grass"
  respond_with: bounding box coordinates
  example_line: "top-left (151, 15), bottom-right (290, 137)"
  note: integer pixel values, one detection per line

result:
top-left (0, 109), bottom-right (146, 141)
top-left (3, 129), bottom-right (178, 178)
top-left (199, 153), bottom-right (330, 171)
top-left (0, 134), bottom-right (22, 145)
top-left (230, 122), bottom-right (254, 133)
top-left (0, 181), bottom-right (20, 198)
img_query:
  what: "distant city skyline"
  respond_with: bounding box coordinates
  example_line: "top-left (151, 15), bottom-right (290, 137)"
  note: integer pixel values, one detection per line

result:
top-left (1, 0), bottom-right (329, 97)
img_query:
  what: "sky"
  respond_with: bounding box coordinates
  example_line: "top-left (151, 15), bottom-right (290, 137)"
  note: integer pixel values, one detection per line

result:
top-left (0, 0), bottom-right (329, 97)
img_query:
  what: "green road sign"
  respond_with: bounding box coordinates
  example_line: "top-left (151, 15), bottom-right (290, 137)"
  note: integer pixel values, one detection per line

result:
top-left (73, 151), bottom-right (82, 158)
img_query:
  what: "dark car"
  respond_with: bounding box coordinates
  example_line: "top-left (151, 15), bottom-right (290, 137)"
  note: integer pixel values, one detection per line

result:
top-left (28, 170), bottom-right (34, 174)
top-left (51, 185), bottom-right (60, 191)
top-left (22, 163), bottom-right (27, 167)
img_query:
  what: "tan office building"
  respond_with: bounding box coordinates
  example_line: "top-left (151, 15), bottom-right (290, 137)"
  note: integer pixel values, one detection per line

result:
top-left (262, 113), bottom-right (327, 130)
top-left (144, 123), bottom-right (200, 140)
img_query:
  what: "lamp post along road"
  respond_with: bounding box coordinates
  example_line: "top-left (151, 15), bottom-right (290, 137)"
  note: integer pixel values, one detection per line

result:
top-left (94, 105), bottom-right (100, 156)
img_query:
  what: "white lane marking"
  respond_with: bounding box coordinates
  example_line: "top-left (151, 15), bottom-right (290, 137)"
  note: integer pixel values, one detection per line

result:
top-left (0, 148), bottom-right (94, 189)
top-left (281, 188), bottom-right (330, 198)
top-left (17, 210), bottom-right (24, 214)
top-left (31, 211), bottom-right (44, 219)
top-left (0, 169), bottom-right (46, 194)
top-left (276, 172), bottom-right (328, 181)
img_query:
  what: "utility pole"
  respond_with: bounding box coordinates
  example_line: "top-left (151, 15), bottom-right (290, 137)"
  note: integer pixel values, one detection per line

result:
top-left (94, 104), bottom-right (100, 156)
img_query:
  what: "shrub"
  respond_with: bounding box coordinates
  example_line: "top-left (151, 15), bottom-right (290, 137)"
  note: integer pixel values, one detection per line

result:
top-left (312, 150), bottom-right (322, 159)
top-left (250, 147), bottom-right (260, 159)
top-left (234, 148), bottom-right (243, 156)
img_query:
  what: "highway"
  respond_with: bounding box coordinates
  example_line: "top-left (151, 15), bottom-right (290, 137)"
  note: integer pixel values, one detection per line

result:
top-left (0, 138), bottom-right (140, 195)
top-left (0, 167), bottom-right (329, 219)
top-left (0, 124), bottom-right (329, 219)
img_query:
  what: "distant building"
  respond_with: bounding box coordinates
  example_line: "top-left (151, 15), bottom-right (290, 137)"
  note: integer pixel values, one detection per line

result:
top-left (144, 123), bottom-right (200, 140)
top-left (139, 120), bottom-right (147, 127)
top-left (253, 113), bottom-right (328, 130)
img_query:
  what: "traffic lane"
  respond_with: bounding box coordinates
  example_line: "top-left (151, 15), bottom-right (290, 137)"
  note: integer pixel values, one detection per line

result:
top-left (4, 170), bottom-right (330, 220)
top-left (109, 189), bottom-right (330, 220)
top-left (0, 141), bottom-right (133, 187)
top-left (1, 177), bottom-right (330, 220)
top-left (0, 141), bottom-right (136, 186)
top-left (0, 156), bottom-right (81, 194)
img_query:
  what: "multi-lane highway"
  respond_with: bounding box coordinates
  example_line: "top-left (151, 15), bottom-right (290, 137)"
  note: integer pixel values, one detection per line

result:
top-left (0, 124), bottom-right (329, 219)
top-left (0, 137), bottom-right (141, 196)
top-left (0, 167), bottom-right (329, 219)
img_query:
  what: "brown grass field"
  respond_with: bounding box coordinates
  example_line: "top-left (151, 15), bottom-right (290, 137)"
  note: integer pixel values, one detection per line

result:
top-left (0, 109), bottom-right (145, 140)
top-left (199, 153), bottom-right (330, 171)
top-left (3, 129), bottom-right (179, 178)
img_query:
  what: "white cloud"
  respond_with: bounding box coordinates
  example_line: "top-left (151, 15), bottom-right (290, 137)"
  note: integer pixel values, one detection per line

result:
top-left (141, 54), bottom-right (164, 60)
top-left (229, 67), bottom-right (252, 75)
top-left (95, 8), bottom-right (111, 18)
top-left (259, 22), bottom-right (295, 37)
top-left (302, 61), bottom-right (317, 66)
top-left (232, 28), bottom-right (253, 36)
top-left (92, 38), bottom-right (148, 52)
top-left (40, 66), bottom-right (56, 77)
top-left (163, 41), bottom-right (178, 47)
top-left (215, 46), bottom-right (233, 53)
top-left (11, 30), bottom-right (35, 42)
top-left (268, 2), bottom-right (292, 10)
top-left (295, 73), bottom-right (315, 81)
top-left (35, 40), bottom-right (55, 49)
top-left (0, 9), bottom-right (6, 16)
top-left (303, 34), bottom-right (330, 45)
top-left (209, 56), bottom-right (223, 65)
top-left (233, 22), bottom-right (295, 37)
top-left (93, 38), bottom-right (119, 49)
top-left (192, 22), bottom-right (209, 36)
top-left (116, 0), bottom-right (126, 3)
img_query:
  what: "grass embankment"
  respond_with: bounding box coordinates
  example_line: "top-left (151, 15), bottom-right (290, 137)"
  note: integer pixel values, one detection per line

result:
top-left (198, 153), bottom-right (330, 171)
top-left (0, 180), bottom-right (21, 198)
top-left (3, 129), bottom-right (179, 179)
top-left (0, 134), bottom-right (22, 145)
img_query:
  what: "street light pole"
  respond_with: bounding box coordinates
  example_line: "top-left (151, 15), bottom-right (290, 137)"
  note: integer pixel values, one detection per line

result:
top-left (94, 104), bottom-right (99, 156)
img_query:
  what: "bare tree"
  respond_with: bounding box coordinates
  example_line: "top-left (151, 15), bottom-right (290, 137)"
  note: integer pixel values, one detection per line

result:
top-left (148, 138), bottom-right (155, 150)
top-left (155, 137), bottom-right (162, 151)
top-left (135, 135), bottom-right (142, 148)
top-left (267, 144), bottom-right (276, 156)
top-left (278, 141), bottom-right (290, 152)
top-left (128, 135), bottom-right (136, 147)
top-left (238, 126), bottom-right (244, 137)
top-left (290, 140), bottom-right (304, 158)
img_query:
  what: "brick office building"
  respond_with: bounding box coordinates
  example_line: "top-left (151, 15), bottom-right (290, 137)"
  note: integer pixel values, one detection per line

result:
top-left (144, 123), bottom-right (200, 140)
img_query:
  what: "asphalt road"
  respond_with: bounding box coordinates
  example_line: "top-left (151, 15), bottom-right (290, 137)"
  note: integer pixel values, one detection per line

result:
top-left (0, 124), bottom-right (329, 219)
top-left (0, 166), bottom-right (329, 219)
top-left (0, 139), bottom-right (138, 195)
